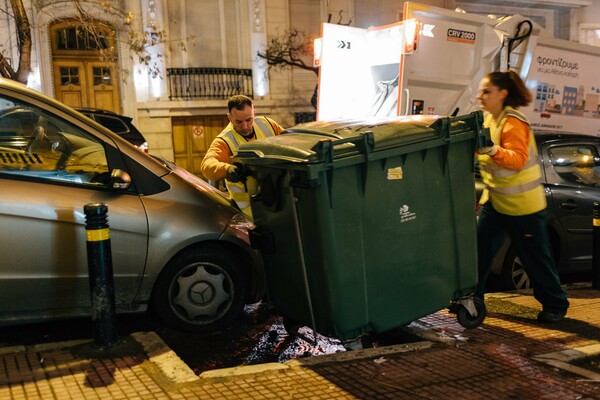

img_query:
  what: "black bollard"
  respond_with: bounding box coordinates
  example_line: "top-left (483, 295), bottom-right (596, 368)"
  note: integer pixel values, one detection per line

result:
top-left (593, 203), bottom-right (600, 290)
top-left (84, 203), bottom-right (118, 347)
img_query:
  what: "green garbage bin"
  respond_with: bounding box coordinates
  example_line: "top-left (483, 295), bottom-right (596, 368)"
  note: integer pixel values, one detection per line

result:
top-left (235, 111), bottom-right (489, 341)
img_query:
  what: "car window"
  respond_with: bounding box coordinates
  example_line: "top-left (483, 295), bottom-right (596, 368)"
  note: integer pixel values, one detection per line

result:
top-left (548, 144), bottom-right (600, 188)
top-left (91, 114), bottom-right (129, 135)
top-left (0, 96), bottom-right (109, 187)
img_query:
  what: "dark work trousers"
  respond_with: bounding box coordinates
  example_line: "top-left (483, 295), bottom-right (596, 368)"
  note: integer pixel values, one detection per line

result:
top-left (475, 202), bottom-right (569, 314)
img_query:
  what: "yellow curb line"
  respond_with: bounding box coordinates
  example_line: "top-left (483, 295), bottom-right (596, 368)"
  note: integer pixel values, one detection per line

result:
top-left (199, 341), bottom-right (434, 379)
top-left (132, 331), bottom-right (199, 383)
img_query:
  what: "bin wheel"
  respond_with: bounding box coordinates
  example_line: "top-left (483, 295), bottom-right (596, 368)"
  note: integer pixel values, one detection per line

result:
top-left (360, 334), bottom-right (375, 349)
top-left (343, 334), bottom-right (374, 351)
top-left (457, 298), bottom-right (486, 329)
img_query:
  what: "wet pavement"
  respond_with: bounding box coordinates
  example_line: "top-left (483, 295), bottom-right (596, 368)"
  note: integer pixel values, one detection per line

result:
top-left (157, 302), bottom-right (421, 374)
top-left (0, 301), bottom-right (422, 376)
top-left (1, 283), bottom-right (599, 399)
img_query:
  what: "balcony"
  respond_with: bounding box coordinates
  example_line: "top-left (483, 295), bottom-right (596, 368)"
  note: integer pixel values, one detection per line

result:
top-left (167, 68), bottom-right (253, 100)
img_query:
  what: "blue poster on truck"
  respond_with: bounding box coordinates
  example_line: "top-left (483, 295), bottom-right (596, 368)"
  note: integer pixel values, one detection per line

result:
top-left (523, 43), bottom-right (600, 135)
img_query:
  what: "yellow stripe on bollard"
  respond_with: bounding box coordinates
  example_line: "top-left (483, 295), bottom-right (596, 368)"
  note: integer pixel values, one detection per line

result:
top-left (594, 219), bottom-right (600, 227)
top-left (86, 228), bottom-right (110, 241)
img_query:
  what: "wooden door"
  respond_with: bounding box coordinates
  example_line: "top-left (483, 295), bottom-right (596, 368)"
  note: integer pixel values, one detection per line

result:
top-left (50, 20), bottom-right (121, 113)
top-left (53, 59), bottom-right (120, 113)
top-left (53, 60), bottom-right (88, 109)
top-left (86, 62), bottom-right (120, 112)
top-left (172, 115), bottom-right (229, 179)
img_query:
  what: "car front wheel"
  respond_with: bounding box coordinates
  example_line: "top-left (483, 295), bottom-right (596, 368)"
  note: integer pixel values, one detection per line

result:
top-left (152, 245), bottom-right (245, 332)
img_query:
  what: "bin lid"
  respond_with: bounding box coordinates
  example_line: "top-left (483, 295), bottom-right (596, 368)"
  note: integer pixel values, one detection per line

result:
top-left (235, 114), bottom-right (480, 165)
top-left (295, 115), bottom-right (441, 151)
top-left (234, 131), bottom-right (359, 164)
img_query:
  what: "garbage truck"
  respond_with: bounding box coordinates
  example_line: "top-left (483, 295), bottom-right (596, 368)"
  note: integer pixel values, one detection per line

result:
top-left (316, 1), bottom-right (600, 136)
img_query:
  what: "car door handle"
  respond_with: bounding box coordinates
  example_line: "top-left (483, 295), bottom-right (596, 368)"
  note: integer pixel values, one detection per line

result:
top-left (560, 201), bottom-right (579, 211)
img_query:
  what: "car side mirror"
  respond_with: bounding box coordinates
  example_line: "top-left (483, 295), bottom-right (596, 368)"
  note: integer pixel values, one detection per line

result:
top-left (110, 168), bottom-right (131, 190)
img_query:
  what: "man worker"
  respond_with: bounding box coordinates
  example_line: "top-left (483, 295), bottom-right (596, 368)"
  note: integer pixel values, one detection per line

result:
top-left (200, 95), bottom-right (284, 219)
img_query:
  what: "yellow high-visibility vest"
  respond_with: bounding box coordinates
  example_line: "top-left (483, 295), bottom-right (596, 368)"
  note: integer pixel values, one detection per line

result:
top-left (219, 116), bottom-right (277, 218)
top-left (478, 107), bottom-right (546, 216)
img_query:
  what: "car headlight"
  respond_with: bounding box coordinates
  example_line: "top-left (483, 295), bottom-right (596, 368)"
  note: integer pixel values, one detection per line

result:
top-left (225, 212), bottom-right (255, 243)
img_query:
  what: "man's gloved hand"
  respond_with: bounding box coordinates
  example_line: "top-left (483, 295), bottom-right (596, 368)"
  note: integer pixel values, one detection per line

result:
top-left (478, 145), bottom-right (498, 156)
top-left (478, 140), bottom-right (498, 156)
top-left (226, 164), bottom-right (244, 182)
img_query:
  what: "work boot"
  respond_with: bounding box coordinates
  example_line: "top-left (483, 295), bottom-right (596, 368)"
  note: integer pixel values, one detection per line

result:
top-left (536, 310), bottom-right (567, 323)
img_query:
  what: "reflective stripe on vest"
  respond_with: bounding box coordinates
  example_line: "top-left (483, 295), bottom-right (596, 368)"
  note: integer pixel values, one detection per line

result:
top-left (218, 117), bottom-right (275, 154)
top-left (478, 107), bottom-right (546, 216)
top-left (487, 178), bottom-right (542, 195)
top-left (218, 116), bottom-right (277, 218)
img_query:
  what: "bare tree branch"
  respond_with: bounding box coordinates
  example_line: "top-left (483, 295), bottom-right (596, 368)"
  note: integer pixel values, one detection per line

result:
top-left (9, 0), bottom-right (32, 83)
top-left (1, 0), bottom-right (194, 84)
top-left (257, 29), bottom-right (318, 75)
top-left (0, 53), bottom-right (16, 79)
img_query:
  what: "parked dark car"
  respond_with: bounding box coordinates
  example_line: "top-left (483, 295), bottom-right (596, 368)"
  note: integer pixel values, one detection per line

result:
top-left (0, 78), bottom-right (263, 332)
top-left (76, 108), bottom-right (149, 153)
top-left (484, 132), bottom-right (600, 290)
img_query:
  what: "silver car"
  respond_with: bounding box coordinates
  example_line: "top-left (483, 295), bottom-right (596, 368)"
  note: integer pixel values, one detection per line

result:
top-left (0, 78), bottom-right (263, 332)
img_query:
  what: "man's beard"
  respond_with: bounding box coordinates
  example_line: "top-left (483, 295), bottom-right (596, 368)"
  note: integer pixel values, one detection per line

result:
top-left (240, 130), bottom-right (255, 139)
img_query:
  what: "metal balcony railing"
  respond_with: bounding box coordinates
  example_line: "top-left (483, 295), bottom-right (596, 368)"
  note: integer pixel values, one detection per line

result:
top-left (295, 112), bottom-right (317, 124)
top-left (167, 68), bottom-right (253, 100)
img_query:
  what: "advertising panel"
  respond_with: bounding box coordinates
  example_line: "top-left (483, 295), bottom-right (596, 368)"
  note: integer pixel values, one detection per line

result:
top-left (524, 45), bottom-right (600, 135)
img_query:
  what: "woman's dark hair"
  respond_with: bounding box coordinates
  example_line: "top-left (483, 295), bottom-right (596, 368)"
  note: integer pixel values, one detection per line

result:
top-left (486, 70), bottom-right (532, 108)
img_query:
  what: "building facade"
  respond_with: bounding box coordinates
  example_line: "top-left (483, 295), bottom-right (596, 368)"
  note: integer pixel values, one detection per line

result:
top-left (1, 0), bottom-right (599, 177)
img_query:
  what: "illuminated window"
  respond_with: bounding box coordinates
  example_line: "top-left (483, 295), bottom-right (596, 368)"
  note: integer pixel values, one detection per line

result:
top-left (579, 24), bottom-right (600, 47)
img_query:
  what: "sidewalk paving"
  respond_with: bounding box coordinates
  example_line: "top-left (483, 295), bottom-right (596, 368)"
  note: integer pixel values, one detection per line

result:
top-left (1, 283), bottom-right (599, 399)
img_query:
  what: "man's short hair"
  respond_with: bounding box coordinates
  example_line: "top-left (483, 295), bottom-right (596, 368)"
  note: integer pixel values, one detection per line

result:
top-left (228, 95), bottom-right (253, 113)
